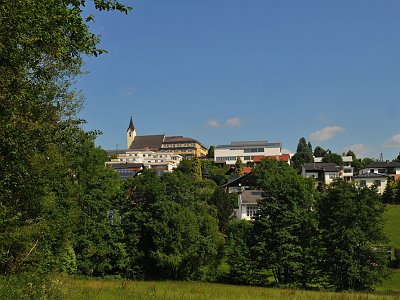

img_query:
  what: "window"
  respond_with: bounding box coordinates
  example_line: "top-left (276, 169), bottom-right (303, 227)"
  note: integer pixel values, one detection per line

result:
top-left (370, 169), bottom-right (374, 173)
top-left (378, 169), bottom-right (386, 174)
top-left (360, 180), bottom-right (367, 187)
top-left (246, 206), bottom-right (259, 217)
top-left (374, 180), bottom-right (381, 186)
top-left (244, 156), bottom-right (251, 160)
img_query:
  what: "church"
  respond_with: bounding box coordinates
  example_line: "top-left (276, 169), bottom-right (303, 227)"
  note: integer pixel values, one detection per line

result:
top-left (126, 116), bottom-right (208, 158)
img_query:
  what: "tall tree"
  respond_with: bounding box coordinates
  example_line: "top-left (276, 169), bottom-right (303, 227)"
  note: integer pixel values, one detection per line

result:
top-left (191, 155), bottom-right (203, 180)
top-left (0, 0), bottom-right (130, 275)
top-left (296, 137), bottom-right (312, 153)
top-left (252, 159), bottom-right (318, 286)
top-left (314, 146), bottom-right (328, 158)
top-left (233, 156), bottom-right (244, 176)
top-left (322, 152), bottom-right (344, 166)
top-left (318, 179), bottom-right (389, 291)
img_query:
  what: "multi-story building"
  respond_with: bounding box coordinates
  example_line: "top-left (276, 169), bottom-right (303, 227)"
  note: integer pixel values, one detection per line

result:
top-left (126, 117), bottom-right (207, 158)
top-left (359, 161), bottom-right (400, 181)
top-left (106, 150), bottom-right (182, 177)
top-left (353, 172), bottom-right (389, 194)
top-left (214, 140), bottom-right (282, 165)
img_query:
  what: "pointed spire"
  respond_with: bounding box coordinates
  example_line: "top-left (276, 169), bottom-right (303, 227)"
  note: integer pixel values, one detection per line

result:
top-left (127, 116), bottom-right (135, 131)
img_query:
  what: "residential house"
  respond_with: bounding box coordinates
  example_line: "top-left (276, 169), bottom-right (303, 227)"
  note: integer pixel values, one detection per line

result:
top-left (301, 163), bottom-right (340, 188)
top-left (353, 172), bottom-right (388, 194)
top-left (313, 156), bottom-right (354, 181)
top-left (359, 161), bottom-right (400, 181)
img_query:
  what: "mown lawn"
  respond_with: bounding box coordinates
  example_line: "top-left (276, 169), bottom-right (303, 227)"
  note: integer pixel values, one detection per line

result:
top-left (62, 278), bottom-right (400, 300)
top-left (384, 204), bottom-right (400, 248)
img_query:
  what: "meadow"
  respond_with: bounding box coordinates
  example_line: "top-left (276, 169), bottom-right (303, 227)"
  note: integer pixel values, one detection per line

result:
top-left (62, 278), bottom-right (400, 300)
top-left (384, 205), bottom-right (400, 248)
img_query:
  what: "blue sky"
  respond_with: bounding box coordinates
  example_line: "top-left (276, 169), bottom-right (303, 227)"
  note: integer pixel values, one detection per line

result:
top-left (77, 0), bottom-right (400, 160)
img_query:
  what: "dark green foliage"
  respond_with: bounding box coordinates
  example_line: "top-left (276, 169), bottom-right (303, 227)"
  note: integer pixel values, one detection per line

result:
top-left (201, 160), bottom-right (228, 186)
top-left (207, 146), bottom-right (215, 159)
top-left (252, 159), bottom-right (318, 287)
top-left (393, 248), bottom-right (400, 268)
top-left (291, 151), bottom-right (314, 172)
top-left (296, 137), bottom-right (312, 153)
top-left (314, 146), bottom-right (328, 158)
top-left (322, 152), bottom-right (344, 166)
top-left (225, 221), bottom-right (255, 285)
top-left (176, 158), bottom-right (192, 174)
top-left (208, 189), bottom-right (235, 233)
top-left (318, 179), bottom-right (389, 291)
top-left (122, 170), bottom-right (224, 280)
top-left (72, 142), bottom-right (128, 277)
top-left (0, 0), bottom-right (130, 278)
top-left (382, 178), bottom-right (398, 204)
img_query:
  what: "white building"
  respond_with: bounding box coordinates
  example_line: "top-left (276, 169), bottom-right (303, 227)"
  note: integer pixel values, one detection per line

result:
top-left (106, 150), bottom-right (182, 177)
top-left (214, 140), bottom-right (282, 165)
top-left (353, 173), bottom-right (388, 195)
top-left (237, 189), bottom-right (262, 220)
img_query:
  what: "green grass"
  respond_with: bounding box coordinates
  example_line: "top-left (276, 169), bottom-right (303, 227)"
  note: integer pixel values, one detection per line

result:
top-left (60, 278), bottom-right (400, 300)
top-left (384, 205), bottom-right (400, 248)
top-left (378, 269), bottom-right (400, 292)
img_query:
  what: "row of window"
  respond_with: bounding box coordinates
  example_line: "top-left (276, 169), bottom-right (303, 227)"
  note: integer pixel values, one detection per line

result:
top-left (243, 148), bottom-right (265, 153)
top-left (246, 206), bottom-right (259, 217)
top-left (360, 180), bottom-right (381, 186)
top-left (216, 156), bottom-right (255, 161)
top-left (163, 143), bottom-right (196, 148)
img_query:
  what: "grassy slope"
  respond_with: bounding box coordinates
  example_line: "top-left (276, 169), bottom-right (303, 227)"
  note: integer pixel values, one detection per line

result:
top-left (63, 278), bottom-right (399, 300)
top-left (384, 204), bottom-right (400, 248)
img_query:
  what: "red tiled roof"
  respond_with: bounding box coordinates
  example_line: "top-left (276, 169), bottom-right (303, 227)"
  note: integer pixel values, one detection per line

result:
top-left (253, 154), bottom-right (290, 163)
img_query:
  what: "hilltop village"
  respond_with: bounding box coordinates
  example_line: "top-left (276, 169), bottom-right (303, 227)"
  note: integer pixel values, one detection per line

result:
top-left (106, 117), bottom-right (400, 218)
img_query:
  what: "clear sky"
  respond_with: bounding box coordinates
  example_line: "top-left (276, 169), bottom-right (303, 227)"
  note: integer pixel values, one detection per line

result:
top-left (77, 0), bottom-right (400, 160)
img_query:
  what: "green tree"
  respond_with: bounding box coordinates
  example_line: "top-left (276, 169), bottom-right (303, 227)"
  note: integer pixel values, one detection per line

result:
top-left (0, 0), bottom-right (130, 275)
top-left (191, 155), bottom-right (203, 180)
top-left (322, 152), bottom-right (344, 166)
top-left (122, 169), bottom-right (223, 280)
top-left (318, 179), bottom-right (389, 291)
top-left (296, 137), bottom-right (312, 153)
top-left (208, 188), bottom-right (235, 233)
top-left (252, 159), bottom-right (318, 286)
top-left (291, 151), bottom-right (314, 172)
top-left (72, 141), bottom-right (128, 277)
top-left (225, 221), bottom-right (255, 285)
top-left (314, 146), bottom-right (328, 158)
top-left (382, 177), bottom-right (398, 204)
top-left (233, 156), bottom-right (244, 176)
top-left (207, 146), bottom-right (215, 159)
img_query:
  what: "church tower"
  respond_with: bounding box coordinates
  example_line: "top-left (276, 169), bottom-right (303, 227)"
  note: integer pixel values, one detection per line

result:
top-left (127, 116), bottom-right (136, 148)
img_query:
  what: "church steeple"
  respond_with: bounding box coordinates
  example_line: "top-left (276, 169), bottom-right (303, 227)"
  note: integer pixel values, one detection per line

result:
top-left (127, 116), bottom-right (135, 131)
top-left (127, 116), bottom-right (136, 148)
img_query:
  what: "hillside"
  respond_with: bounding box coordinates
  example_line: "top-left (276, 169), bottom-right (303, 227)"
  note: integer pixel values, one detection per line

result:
top-left (384, 205), bottom-right (400, 248)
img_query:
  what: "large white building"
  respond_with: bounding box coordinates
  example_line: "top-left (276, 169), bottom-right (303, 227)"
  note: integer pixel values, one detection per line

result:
top-left (106, 150), bottom-right (182, 178)
top-left (214, 140), bottom-right (282, 165)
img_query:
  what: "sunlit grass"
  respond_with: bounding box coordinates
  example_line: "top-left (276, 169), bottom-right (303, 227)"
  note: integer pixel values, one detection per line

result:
top-left (384, 205), bottom-right (400, 248)
top-left (63, 277), bottom-right (400, 300)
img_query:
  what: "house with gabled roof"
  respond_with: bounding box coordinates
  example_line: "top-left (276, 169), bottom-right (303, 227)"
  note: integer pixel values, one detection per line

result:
top-left (359, 161), bottom-right (400, 181)
top-left (353, 172), bottom-right (388, 194)
top-left (301, 163), bottom-right (340, 187)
